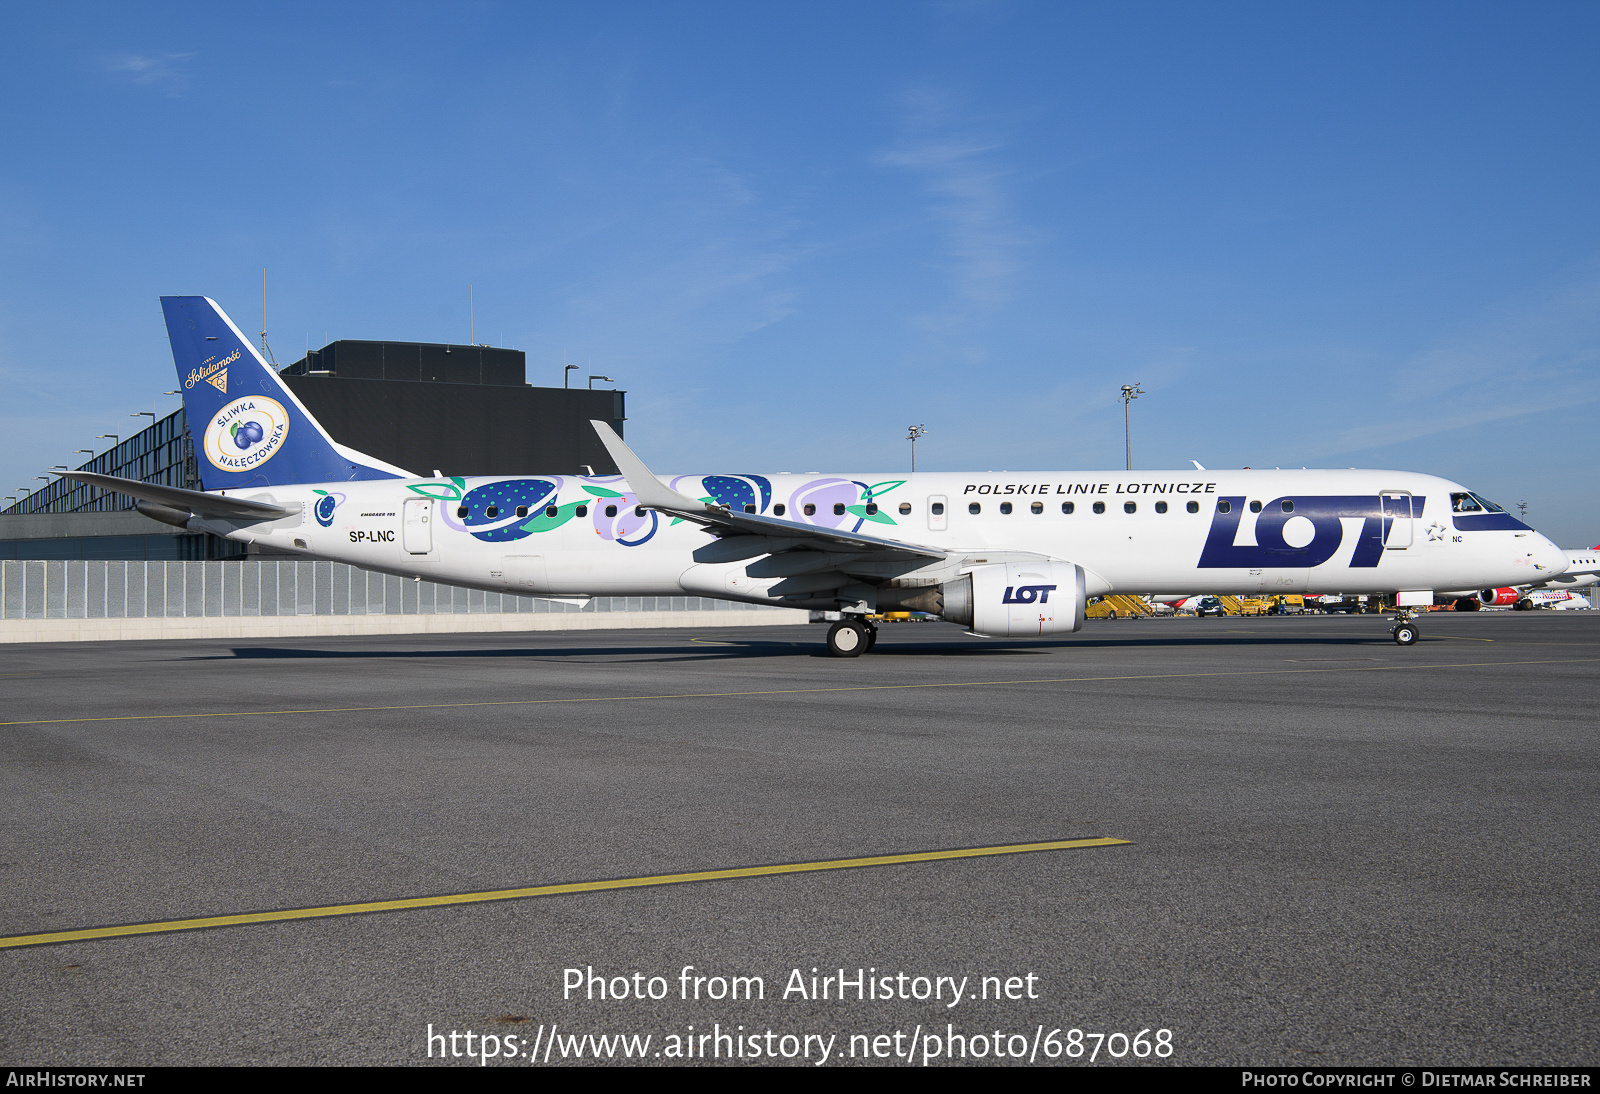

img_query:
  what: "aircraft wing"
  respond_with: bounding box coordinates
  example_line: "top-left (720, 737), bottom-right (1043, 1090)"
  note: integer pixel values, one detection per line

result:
top-left (589, 421), bottom-right (947, 564)
top-left (64, 472), bottom-right (292, 521)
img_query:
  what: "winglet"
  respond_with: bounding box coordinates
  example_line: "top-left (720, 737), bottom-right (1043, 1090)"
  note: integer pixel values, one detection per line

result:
top-left (589, 420), bottom-right (714, 515)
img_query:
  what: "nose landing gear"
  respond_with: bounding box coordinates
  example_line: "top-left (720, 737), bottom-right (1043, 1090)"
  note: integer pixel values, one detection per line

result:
top-left (1389, 607), bottom-right (1420, 646)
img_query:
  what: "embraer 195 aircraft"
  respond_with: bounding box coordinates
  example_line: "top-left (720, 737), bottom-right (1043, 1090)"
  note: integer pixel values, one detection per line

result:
top-left (69, 297), bottom-right (1570, 656)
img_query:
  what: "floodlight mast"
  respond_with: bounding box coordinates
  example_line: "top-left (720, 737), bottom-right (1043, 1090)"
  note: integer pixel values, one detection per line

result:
top-left (906, 424), bottom-right (928, 472)
top-left (1120, 382), bottom-right (1145, 471)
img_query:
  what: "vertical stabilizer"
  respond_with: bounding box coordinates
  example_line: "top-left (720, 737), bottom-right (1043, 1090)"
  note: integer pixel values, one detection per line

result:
top-left (162, 296), bottom-right (411, 489)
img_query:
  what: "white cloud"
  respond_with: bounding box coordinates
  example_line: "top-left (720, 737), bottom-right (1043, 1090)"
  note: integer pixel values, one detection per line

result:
top-left (106, 52), bottom-right (197, 96)
top-left (1317, 268), bottom-right (1600, 457)
top-left (877, 89), bottom-right (1026, 330)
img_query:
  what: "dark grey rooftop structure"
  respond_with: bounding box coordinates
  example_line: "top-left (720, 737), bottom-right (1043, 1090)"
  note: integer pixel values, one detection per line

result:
top-left (2, 338), bottom-right (627, 560)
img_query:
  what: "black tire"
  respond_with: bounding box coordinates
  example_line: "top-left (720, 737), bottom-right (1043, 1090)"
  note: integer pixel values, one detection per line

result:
top-left (826, 620), bottom-right (868, 657)
top-left (1393, 624), bottom-right (1418, 646)
top-left (864, 625), bottom-right (878, 652)
top-left (1108, 609), bottom-right (1118, 620)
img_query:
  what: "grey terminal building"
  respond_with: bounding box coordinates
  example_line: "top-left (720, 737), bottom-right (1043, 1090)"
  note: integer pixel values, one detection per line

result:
top-left (1, 340), bottom-right (626, 560)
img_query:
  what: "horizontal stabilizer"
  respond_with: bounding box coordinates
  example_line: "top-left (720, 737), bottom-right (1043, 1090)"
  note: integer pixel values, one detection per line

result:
top-left (64, 472), bottom-right (292, 521)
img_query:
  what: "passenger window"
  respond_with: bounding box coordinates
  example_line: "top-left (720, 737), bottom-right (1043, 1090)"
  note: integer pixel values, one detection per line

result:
top-left (969, 502), bottom-right (981, 515)
top-left (1093, 501), bottom-right (1105, 514)
top-left (1187, 500), bottom-right (1199, 513)
top-left (1124, 502), bottom-right (1136, 514)
top-left (865, 503), bottom-right (878, 515)
top-left (1218, 500), bottom-right (1232, 514)
top-left (486, 506), bottom-right (499, 519)
top-left (744, 504), bottom-right (755, 513)
top-left (804, 503), bottom-right (816, 516)
top-left (931, 502), bottom-right (945, 515)
top-left (1030, 502), bottom-right (1043, 514)
top-left (456, 506), bottom-right (468, 518)
top-left (832, 503), bottom-right (846, 516)
top-left (635, 506), bottom-right (646, 517)
top-left (545, 506), bottom-right (558, 517)
top-left (899, 502), bottom-right (912, 515)
top-left (1155, 501), bottom-right (1167, 514)
top-left (774, 503), bottom-right (786, 516)
top-left (1249, 500), bottom-right (1262, 513)
top-left (1281, 500), bottom-right (1294, 513)
top-left (575, 505), bottom-right (587, 517)
top-left (1062, 502), bottom-right (1074, 514)
top-left (1000, 502), bottom-right (1012, 514)
top-left (604, 505), bottom-right (617, 518)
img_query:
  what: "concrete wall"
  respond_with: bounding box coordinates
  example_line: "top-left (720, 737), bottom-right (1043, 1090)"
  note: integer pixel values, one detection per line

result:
top-left (0, 559), bottom-right (806, 643)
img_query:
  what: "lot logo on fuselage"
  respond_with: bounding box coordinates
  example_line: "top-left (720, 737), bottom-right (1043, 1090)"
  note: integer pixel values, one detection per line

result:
top-left (1197, 495), bottom-right (1425, 569)
top-left (1002, 584), bottom-right (1057, 604)
top-left (202, 396), bottom-right (289, 473)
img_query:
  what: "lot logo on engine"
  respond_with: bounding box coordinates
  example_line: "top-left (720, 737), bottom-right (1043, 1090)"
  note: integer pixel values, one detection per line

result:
top-left (1002, 584), bottom-right (1057, 604)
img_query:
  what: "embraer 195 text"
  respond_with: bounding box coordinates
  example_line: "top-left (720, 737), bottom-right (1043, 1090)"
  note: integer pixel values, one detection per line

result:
top-left (70, 297), bottom-right (1572, 655)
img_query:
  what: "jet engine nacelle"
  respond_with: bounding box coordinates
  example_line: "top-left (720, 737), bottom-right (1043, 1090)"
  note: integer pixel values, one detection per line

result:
top-left (1480, 587), bottom-right (1520, 607)
top-left (939, 561), bottom-right (1086, 637)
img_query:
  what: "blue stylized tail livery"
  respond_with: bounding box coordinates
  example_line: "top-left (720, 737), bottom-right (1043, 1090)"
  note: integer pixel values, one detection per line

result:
top-left (162, 296), bottom-right (410, 490)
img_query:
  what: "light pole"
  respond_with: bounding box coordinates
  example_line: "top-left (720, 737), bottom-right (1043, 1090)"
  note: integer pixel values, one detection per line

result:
top-left (906, 424), bottom-right (928, 472)
top-left (588, 374), bottom-right (615, 389)
top-left (1120, 382), bottom-right (1145, 471)
top-left (564, 363), bottom-right (578, 388)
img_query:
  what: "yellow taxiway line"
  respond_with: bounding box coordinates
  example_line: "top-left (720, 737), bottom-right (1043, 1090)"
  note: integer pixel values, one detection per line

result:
top-left (0, 838), bottom-right (1127, 950)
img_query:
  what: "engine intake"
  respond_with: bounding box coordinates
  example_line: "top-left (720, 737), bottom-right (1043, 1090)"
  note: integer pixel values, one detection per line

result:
top-left (938, 561), bottom-right (1086, 637)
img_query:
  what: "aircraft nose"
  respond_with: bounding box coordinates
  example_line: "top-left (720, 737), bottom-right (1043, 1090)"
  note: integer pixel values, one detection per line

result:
top-left (1531, 535), bottom-right (1568, 576)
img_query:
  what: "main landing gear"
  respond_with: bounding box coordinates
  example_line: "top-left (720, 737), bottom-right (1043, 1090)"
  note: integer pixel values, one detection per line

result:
top-left (826, 617), bottom-right (878, 657)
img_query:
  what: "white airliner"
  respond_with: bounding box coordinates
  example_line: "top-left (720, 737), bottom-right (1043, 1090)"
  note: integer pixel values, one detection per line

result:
top-left (1476, 549), bottom-right (1599, 610)
top-left (68, 297), bottom-right (1570, 655)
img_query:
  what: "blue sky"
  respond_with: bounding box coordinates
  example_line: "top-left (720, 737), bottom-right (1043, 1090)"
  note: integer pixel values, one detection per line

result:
top-left (2, 1), bottom-right (1597, 545)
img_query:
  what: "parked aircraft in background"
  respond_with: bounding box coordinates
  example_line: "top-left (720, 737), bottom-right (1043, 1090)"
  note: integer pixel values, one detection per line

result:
top-left (66, 297), bottom-right (1572, 654)
top-left (1467, 549), bottom-right (1598, 610)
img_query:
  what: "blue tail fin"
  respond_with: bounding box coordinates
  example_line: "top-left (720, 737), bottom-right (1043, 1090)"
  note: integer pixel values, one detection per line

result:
top-left (163, 296), bottom-right (411, 490)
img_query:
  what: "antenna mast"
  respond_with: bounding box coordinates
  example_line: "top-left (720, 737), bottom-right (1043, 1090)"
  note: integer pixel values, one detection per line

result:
top-left (260, 269), bottom-right (279, 366)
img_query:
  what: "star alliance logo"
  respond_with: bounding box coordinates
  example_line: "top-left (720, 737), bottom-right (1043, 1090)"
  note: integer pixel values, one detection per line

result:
top-left (1425, 521), bottom-right (1447, 542)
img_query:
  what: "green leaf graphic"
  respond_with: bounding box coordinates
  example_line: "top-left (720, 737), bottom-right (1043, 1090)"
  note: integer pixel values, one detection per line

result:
top-left (584, 485), bottom-right (624, 498)
top-left (847, 505), bottom-right (897, 525)
top-left (406, 482), bottom-right (463, 501)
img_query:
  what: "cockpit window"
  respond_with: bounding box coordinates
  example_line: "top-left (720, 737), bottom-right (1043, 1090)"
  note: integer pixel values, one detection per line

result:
top-left (1470, 493), bottom-right (1506, 513)
top-left (1451, 493), bottom-right (1482, 513)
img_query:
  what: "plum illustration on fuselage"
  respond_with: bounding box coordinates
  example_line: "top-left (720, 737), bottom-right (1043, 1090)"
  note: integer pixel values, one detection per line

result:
top-left (698, 474), bottom-right (773, 514)
top-left (457, 479), bottom-right (558, 542)
top-left (789, 478), bottom-right (862, 528)
top-left (590, 487), bottom-right (656, 545)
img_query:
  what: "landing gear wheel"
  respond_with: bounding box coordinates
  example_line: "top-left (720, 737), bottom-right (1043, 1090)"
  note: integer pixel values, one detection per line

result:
top-left (863, 624), bottom-right (878, 652)
top-left (826, 619), bottom-right (868, 658)
top-left (1392, 624), bottom-right (1419, 646)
